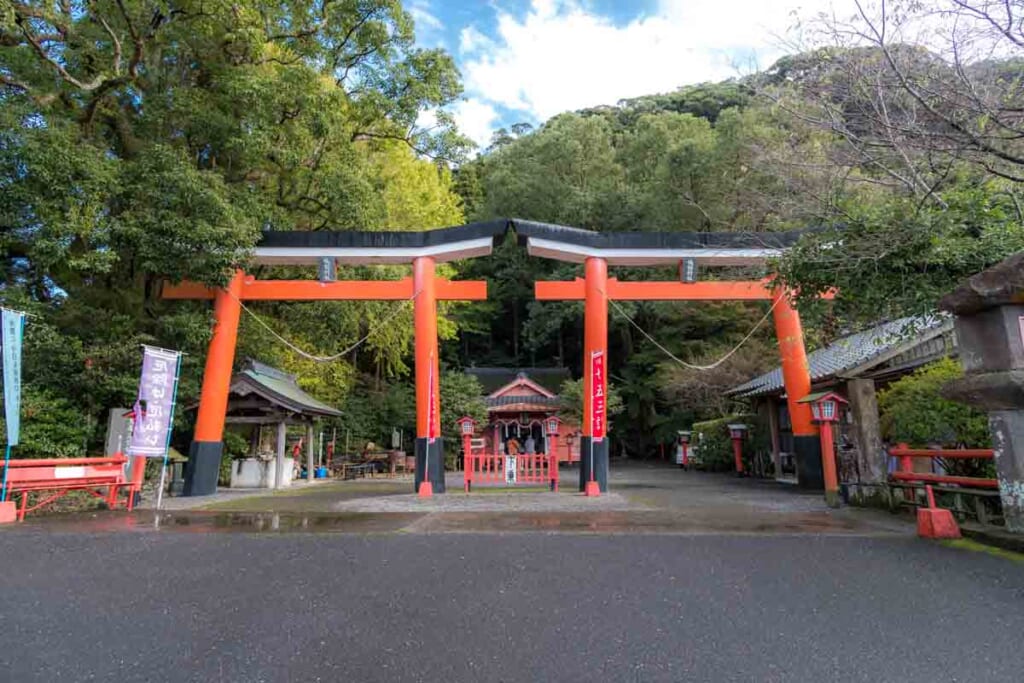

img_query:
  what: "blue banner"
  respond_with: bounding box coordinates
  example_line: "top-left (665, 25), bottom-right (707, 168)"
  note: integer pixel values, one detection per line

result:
top-left (2, 309), bottom-right (24, 446)
top-left (128, 346), bottom-right (181, 458)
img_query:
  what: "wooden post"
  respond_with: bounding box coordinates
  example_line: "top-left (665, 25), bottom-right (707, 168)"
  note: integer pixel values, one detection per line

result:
top-left (275, 421), bottom-right (286, 490)
top-left (306, 423), bottom-right (315, 482)
top-left (768, 399), bottom-right (782, 480)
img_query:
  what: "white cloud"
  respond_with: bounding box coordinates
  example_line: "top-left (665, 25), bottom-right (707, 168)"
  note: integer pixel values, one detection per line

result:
top-left (408, 0), bottom-right (444, 33)
top-left (459, 25), bottom-right (492, 55)
top-left (458, 0), bottom-right (843, 122)
top-left (451, 99), bottom-right (501, 148)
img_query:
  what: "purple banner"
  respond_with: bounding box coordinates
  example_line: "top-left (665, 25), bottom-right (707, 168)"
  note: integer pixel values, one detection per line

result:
top-left (128, 346), bottom-right (181, 457)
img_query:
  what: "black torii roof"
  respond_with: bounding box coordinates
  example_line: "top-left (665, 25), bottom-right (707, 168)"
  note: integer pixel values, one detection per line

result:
top-left (252, 219), bottom-right (817, 267)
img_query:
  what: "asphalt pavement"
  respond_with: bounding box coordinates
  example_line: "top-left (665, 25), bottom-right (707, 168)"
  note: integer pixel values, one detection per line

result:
top-left (1, 529), bottom-right (1023, 682)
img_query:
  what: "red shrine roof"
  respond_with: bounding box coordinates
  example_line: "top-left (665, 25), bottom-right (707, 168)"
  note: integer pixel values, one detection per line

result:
top-left (467, 369), bottom-right (567, 413)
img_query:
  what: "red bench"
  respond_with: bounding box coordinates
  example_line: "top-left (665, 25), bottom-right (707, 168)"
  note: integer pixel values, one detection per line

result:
top-left (0, 455), bottom-right (145, 522)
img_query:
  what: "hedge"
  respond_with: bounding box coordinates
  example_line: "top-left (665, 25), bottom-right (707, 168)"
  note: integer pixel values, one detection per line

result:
top-left (690, 413), bottom-right (770, 473)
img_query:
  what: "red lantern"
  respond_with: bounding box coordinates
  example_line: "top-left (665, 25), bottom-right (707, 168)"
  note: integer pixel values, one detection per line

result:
top-left (797, 391), bottom-right (849, 508)
top-left (727, 424), bottom-right (748, 475)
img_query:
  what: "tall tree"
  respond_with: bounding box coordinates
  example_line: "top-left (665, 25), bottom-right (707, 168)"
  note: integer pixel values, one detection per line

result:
top-left (0, 1), bottom-right (468, 456)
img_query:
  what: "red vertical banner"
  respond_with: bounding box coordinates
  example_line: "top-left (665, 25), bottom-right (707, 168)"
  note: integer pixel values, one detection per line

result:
top-left (590, 350), bottom-right (606, 441)
top-left (427, 352), bottom-right (438, 443)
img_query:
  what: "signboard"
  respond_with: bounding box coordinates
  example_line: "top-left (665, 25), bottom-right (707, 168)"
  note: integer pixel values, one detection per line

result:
top-left (2, 308), bottom-right (24, 446)
top-left (427, 353), bottom-right (438, 443)
top-left (590, 350), bottom-right (606, 441)
top-left (128, 346), bottom-right (181, 457)
top-left (504, 455), bottom-right (517, 485)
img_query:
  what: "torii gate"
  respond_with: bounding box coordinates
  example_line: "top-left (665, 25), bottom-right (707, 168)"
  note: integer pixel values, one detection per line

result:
top-left (515, 220), bottom-right (837, 507)
top-left (164, 222), bottom-right (508, 497)
top-left (165, 219), bottom-right (830, 503)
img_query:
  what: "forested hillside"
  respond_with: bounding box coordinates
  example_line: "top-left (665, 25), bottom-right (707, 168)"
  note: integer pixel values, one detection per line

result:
top-left (2, 1), bottom-right (1023, 459)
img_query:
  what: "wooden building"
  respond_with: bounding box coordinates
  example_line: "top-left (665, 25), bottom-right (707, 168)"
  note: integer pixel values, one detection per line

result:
top-left (726, 316), bottom-right (957, 494)
top-left (221, 360), bottom-right (342, 489)
top-left (465, 368), bottom-right (581, 462)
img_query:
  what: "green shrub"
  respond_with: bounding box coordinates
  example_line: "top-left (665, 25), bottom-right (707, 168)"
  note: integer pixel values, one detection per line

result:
top-left (219, 430), bottom-right (250, 486)
top-left (691, 413), bottom-right (767, 472)
top-left (877, 357), bottom-right (992, 477)
top-left (0, 387), bottom-right (90, 458)
top-left (877, 358), bottom-right (989, 447)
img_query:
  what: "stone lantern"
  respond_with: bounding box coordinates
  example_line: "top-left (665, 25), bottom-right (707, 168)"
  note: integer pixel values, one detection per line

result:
top-left (940, 253), bottom-right (1024, 533)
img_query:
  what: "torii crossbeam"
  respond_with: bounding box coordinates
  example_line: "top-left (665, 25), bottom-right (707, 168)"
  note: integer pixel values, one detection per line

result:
top-left (164, 222), bottom-right (507, 497)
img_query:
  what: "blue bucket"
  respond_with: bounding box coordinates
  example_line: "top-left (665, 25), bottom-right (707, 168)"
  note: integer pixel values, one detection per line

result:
top-left (315, 467), bottom-right (328, 479)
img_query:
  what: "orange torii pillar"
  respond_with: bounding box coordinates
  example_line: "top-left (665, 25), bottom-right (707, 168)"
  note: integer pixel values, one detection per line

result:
top-left (772, 290), bottom-right (829, 503)
top-left (165, 268), bottom-right (486, 496)
top-left (580, 257), bottom-right (609, 492)
top-left (186, 270), bottom-right (245, 497)
top-left (413, 256), bottom-right (445, 494)
top-left (536, 275), bottom-right (831, 498)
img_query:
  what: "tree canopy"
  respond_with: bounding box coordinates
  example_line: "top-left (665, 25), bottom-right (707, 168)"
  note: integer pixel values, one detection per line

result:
top-left (0, 0), bottom-right (469, 456)
top-left (3, 0), bottom-right (1023, 461)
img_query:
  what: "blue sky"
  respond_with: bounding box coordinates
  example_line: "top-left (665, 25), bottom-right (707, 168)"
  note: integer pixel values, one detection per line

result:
top-left (408, 0), bottom-right (844, 147)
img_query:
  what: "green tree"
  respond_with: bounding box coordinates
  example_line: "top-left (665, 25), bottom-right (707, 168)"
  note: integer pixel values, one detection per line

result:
top-left (439, 371), bottom-right (487, 453)
top-left (557, 378), bottom-right (624, 432)
top-left (0, 1), bottom-right (469, 456)
top-left (780, 187), bottom-right (1024, 324)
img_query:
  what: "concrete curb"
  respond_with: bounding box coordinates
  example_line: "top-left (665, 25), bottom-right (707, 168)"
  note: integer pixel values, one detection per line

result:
top-left (961, 524), bottom-right (1024, 553)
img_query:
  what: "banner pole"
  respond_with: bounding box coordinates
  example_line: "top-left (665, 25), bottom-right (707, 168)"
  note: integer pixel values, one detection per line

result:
top-left (1, 312), bottom-right (25, 503)
top-left (1, 444), bottom-right (11, 502)
top-left (155, 352), bottom-right (184, 512)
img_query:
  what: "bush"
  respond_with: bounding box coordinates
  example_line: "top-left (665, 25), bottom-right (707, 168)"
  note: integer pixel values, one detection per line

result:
top-left (219, 430), bottom-right (251, 486)
top-left (877, 358), bottom-right (989, 448)
top-left (877, 357), bottom-right (992, 478)
top-left (0, 387), bottom-right (90, 458)
top-left (691, 414), bottom-right (768, 472)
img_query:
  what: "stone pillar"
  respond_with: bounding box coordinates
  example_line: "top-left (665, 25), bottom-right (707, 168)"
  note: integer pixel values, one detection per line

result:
top-left (940, 253), bottom-right (1024, 533)
top-left (990, 411), bottom-right (1024, 531)
top-left (847, 378), bottom-right (886, 503)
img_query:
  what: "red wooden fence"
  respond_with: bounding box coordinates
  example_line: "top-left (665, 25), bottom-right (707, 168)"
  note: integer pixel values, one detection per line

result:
top-left (464, 453), bottom-right (559, 492)
top-left (888, 444), bottom-right (997, 489)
